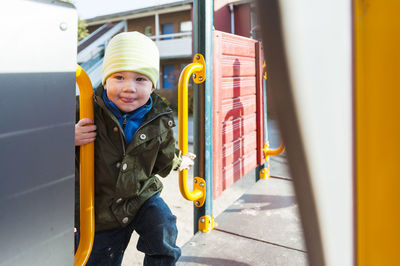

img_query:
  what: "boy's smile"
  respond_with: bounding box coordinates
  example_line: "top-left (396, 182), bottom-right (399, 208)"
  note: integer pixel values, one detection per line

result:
top-left (104, 71), bottom-right (154, 113)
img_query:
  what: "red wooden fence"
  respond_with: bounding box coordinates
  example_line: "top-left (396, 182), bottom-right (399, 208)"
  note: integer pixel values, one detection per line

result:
top-left (212, 30), bottom-right (265, 198)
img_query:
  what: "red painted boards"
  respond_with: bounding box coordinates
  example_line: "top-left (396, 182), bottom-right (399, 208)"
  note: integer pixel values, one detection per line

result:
top-left (212, 30), bottom-right (264, 198)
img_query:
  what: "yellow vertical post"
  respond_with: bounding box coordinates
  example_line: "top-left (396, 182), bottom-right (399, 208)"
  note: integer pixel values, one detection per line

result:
top-left (74, 66), bottom-right (95, 266)
top-left (355, 1), bottom-right (400, 265)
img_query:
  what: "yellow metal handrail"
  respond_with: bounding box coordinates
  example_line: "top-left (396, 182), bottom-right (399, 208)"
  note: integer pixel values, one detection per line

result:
top-left (178, 54), bottom-right (206, 207)
top-left (259, 60), bottom-right (285, 179)
top-left (263, 61), bottom-right (267, 80)
top-left (74, 65), bottom-right (95, 266)
top-left (260, 140), bottom-right (285, 180)
top-left (264, 140), bottom-right (285, 157)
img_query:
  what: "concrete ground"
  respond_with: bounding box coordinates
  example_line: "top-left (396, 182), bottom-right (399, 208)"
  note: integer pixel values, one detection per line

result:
top-left (177, 176), bottom-right (307, 266)
top-left (122, 120), bottom-right (293, 265)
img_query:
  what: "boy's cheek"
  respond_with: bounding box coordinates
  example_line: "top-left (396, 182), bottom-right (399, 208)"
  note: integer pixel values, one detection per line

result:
top-left (104, 78), bottom-right (110, 87)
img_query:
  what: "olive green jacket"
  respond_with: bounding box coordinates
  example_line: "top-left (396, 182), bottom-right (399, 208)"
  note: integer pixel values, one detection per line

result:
top-left (76, 86), bottom-right (181, 231)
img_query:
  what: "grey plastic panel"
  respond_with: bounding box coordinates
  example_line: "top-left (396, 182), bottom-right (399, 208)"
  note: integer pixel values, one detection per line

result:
top-left (0, 74), bottom-right (76, 197)
top-left (0, 1), bottom-right (77, 265)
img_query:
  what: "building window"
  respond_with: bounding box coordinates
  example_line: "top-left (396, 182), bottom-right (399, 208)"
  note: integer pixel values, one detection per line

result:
top-left (180, 21), bottom-right (192, 32)
top-left (162, 23), bottom-right (174, 40)
top-left (144, 26), bottom-right (152, 36)
top-left (163, 64), bottom-right (177, 90)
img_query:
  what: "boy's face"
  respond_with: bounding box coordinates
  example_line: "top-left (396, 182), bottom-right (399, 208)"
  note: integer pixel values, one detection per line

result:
top-left (104, 71), bottom-right (154, 113)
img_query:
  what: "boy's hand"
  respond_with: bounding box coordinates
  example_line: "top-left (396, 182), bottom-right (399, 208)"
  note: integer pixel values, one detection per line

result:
top-left (75, 118), bottom-right (97, 146)
top-left (179, 152), bottom-right (196, 171)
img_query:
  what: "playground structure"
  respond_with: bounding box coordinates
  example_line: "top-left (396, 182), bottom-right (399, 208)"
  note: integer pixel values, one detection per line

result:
top-left (1, 0), bottom-right (400, 265)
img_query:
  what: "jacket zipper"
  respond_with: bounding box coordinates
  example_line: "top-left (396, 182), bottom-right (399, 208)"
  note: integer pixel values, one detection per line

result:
top-left (120, 133), bottom-right (126, 156)
top-left (122, 114), bottom-right (127, 129)
top-left (120, 115), bottom-right (127, 155)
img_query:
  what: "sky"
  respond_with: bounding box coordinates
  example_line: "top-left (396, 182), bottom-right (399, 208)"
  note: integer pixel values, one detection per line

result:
top-left (72, 0), bottom-right (185, 20)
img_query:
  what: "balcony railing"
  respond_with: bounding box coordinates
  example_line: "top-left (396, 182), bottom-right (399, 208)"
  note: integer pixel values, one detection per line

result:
top-left (149, 31), bottom-right (192, 41)
top-left (150, 32), bottom-right (193, 59)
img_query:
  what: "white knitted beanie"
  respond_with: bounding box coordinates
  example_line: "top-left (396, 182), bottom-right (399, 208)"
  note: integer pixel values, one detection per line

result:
top-left (102, 31), bottom-right (160, 87)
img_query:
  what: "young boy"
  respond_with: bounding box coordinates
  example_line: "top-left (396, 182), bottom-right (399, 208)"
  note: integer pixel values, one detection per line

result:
top-left (75, 31), bottom-right (194, 265)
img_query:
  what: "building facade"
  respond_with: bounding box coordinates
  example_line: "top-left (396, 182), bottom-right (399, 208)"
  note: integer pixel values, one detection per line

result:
top-left (81, 0), bottom-right (255, 107)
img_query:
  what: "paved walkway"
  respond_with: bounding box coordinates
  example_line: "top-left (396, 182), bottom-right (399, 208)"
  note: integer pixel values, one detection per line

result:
top-left (177, 172), bottom-right (307, 266)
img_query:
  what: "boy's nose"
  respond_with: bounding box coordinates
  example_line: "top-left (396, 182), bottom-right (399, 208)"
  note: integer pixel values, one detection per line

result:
top-left (124, 81), bottom-right (137, 92)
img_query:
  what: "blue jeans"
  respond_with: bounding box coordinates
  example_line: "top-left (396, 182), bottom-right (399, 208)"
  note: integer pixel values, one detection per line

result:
top-left (82, 193), bottom-right (181, 266)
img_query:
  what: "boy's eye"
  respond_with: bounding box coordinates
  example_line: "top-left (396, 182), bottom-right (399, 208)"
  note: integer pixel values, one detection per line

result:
top-left (136, 77), bottom-right (147, 82)
top-left (114, 75), bottom-right (124, 80)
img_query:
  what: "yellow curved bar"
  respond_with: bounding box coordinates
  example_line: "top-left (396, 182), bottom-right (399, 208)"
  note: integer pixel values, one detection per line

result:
top-left (74, 66), bottom-right (95, 266)
top-left (263, 61), bottom-right (267, 80)
top-left (178, 54), bottom-right (206, 207)
top-left (264, 139), bottom-right (285, 157)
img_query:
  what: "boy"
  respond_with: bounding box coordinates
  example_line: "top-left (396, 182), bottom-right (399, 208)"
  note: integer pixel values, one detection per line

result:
top-left (75, 31), bottom-right (194, 265)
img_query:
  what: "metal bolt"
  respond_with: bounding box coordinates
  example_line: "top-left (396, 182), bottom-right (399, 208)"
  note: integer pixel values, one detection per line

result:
top-left (199, 77), bottom-right (203, 81)
top-left (200, 182), bottom-right (204, 187)
top-left (261, 169), bottom-right (265, 173)
top-left (196, 201), bottom-right (200, 206)
top-left (200, 218), bottom-right (205, 223)
top-left (196, 55), bottom-right (200, 60)
top-left (194, 179), bottom-right (197, 183)
top-left (59, 22), bottom-right (68, 31)
top-left (193, 74), bottom-right (196, 79)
